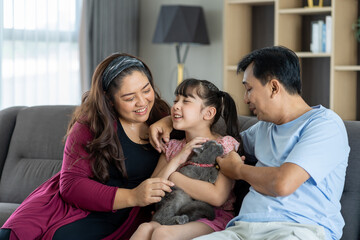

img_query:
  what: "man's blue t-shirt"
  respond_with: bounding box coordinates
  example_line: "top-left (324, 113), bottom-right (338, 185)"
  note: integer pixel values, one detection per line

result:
top-left (227, 105), bottom-right (350, 240)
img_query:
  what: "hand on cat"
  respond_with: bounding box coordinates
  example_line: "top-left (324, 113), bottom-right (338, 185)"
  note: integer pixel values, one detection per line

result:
top-left (130, 178), bottom-right (174, 206)
top-left (216, 151), bottom-right (246, 180)
top-left (172, 137), bottom-right (209, 166)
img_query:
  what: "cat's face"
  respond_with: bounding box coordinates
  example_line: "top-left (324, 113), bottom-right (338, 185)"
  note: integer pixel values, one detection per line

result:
top-left (192, 140), bottom-right (224, 164)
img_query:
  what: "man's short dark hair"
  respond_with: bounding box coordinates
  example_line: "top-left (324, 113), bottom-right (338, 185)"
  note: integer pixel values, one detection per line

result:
top-left (237, 46), bottom-right (301, 95)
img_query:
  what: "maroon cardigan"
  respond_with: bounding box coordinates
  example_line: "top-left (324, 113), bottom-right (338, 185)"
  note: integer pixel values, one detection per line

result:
top-left (2, 122), bottom-right (144, 240)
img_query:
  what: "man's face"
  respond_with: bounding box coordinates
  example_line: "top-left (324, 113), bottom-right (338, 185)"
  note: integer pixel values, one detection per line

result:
top-left (242, 63), bottom-right (272, 121)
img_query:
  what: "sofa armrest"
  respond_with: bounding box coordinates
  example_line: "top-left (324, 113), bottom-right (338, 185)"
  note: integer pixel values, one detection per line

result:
top-left (0, 106), bottom-right (27, 179)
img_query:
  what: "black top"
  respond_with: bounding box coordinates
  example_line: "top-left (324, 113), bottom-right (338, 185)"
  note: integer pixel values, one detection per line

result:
top-left (106, 120), bottom-right (160, 189)
top-left (53, 120), bottom-right (159, 240)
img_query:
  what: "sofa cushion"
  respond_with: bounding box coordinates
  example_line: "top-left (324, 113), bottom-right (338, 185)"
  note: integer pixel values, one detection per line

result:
top-left (0, 203), bottom-right (20, 226)
top-left (0, 105), bottom-right (75, 203)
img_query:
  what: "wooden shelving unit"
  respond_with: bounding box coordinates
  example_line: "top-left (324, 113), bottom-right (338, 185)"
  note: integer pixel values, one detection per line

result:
top-left (223, 0), bottom-right (359, 120)
top-left (278, 6), bottom-right (331, 15)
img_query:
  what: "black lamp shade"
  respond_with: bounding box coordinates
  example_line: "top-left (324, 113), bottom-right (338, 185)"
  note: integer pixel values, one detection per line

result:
top-left (153, 5), bottom-right (210, 45)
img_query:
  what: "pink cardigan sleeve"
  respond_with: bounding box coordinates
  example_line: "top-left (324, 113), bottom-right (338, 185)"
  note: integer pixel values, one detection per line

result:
top-left (59, 122), bottom-right (118, 212)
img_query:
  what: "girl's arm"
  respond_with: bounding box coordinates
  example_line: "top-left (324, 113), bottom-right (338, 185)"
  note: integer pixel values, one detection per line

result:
top-left (151, 154), bottom-right (179, 179)
top-left (169, 171), bottom-right (234, 207)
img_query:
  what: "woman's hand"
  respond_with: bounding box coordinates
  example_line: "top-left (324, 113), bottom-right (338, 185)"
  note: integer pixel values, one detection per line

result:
top-left (171, 137), bottom-right (208, 165)
top-left (129, 178), bottom-right (174, 207)
top-left (113, 178), bottom-right (174, 209)
top-left (149, 116), bottom-right (173, 153)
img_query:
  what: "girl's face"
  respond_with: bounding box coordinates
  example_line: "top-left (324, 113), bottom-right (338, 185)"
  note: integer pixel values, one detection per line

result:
top-left (113, 71), bottom-right (155, 125)
top-left (171, 89), bottom-right (208, 131)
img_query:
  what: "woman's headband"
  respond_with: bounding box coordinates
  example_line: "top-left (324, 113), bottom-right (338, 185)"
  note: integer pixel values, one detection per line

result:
top-left (102, 55), bottom-right (145, 91)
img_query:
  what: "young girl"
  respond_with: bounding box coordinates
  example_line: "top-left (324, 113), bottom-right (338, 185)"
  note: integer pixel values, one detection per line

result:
top-left (130, 78), bottom-right (241, 240)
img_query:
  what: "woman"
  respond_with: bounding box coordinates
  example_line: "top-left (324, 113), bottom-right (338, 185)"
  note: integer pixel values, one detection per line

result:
top-left (0, 53), bottom-right (173, 240)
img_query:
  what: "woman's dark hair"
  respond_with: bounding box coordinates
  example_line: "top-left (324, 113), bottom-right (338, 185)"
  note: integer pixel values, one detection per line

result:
top-left (237, 46), bottom-right (301, 95)
top-left (66, 53), bottom-right (170, 183)
top-left (174, 78), bottom-right (240, 141)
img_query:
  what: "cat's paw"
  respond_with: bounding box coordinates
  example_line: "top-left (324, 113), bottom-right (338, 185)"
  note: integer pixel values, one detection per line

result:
top-left (209, 176), bottom-right (217, 184)
top-left (175, 215), bottom-right (189, 224)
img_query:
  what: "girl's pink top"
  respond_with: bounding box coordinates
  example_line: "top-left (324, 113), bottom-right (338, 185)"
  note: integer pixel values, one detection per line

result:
top-left (164, 136), bottom-right (240, 211)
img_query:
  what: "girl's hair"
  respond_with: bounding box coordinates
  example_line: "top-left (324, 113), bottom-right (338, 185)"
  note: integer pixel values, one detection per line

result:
top-left (174, 78), bottom-right (240, 141)
top-left (66, 53), bottom-right (170, 183)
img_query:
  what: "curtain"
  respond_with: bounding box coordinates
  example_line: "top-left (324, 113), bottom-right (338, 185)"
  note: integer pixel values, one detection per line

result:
top-left (79, 0), bottom-right (139, 92)
top-left (0, 0), bottom-right (82, 110)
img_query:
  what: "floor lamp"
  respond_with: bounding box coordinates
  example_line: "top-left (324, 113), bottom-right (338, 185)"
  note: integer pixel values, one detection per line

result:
top-left (153, 5), bottom-right (210, 85)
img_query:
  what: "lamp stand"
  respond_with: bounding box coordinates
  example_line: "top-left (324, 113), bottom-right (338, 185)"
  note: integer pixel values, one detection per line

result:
top-left (175, 43), bottom-right (189, 85)
top-left (177, 63), bottom-right (184, 86)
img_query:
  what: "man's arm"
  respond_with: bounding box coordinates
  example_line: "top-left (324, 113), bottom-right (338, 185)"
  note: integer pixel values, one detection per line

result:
top-left (217, 151), bottom-right (310, 197)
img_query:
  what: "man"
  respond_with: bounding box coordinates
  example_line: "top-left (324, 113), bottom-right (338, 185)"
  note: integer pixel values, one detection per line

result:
top-left (149, 46), bottom-right (349, 240)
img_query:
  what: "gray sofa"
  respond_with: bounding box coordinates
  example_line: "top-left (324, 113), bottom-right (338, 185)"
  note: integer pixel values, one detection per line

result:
top-left (0, 105), bottom-right (359, 240)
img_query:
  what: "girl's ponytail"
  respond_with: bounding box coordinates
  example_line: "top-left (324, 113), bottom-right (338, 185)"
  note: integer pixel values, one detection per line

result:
top-left (221, 91), bottom-right (241, 142)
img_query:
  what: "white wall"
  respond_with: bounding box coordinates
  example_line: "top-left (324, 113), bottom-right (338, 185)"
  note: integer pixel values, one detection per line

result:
top-left (139, 0), bottom-right (223, 104)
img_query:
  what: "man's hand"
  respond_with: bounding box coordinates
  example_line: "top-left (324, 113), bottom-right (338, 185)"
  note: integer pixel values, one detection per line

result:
top-left (218, 152), bottom-right (310, 196)
top-left (216, 151), bottom-right (245, 180)
top-left (149, 116), bottom-right (173, 152)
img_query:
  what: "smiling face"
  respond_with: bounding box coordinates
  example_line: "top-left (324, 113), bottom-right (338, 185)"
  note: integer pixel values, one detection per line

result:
top-left (242, 63), bottom-right (273, 121)
top-left (113, 70), bottom-right (155, 125)
top-left (171, 89), bottom-right (209, 132)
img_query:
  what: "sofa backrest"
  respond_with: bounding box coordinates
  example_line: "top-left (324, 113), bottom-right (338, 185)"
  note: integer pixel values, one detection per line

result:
top-left (0, 106), bottom-right (26, 180)
top-left (0, 105), bottom-right (75, 203)
top-left (340, 120), bottom-right (360, 240)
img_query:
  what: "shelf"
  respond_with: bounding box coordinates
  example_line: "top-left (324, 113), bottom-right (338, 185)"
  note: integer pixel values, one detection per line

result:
top-left (279, 7), bottom-right (331, 15)
top-left (224, 0), bottom-right (359, 120)
top-left (295, 52), bottom-right (331, 58)
top-left (335, 66), bottom-right (360, 71)
top-left (228, 0), bottom-right (274, 5)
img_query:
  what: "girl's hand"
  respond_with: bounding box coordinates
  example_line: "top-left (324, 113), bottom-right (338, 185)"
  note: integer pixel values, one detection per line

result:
top-left (172, 137), bottom-right (208, 165)
top-left (129, 178), bottom-right (174, 206)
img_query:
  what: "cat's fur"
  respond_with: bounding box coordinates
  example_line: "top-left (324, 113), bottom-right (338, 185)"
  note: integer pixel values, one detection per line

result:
top-left (152, 140), bottom-right (224, 225)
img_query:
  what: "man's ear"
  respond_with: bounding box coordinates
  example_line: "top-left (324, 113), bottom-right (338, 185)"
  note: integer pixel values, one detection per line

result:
top-left (203, 106), bottom-right (216, 121)
top-left (269, 79), bottom-right (280, 98)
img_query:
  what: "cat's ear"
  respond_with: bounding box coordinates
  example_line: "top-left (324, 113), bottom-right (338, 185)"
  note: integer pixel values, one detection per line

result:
top-left (203, 106), bottom-right (216, 121)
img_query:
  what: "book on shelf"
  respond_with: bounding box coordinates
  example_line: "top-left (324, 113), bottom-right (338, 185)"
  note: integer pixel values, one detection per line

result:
top-left (325, 15), bottom-right (332, 53)
top-left (311, 21), bottom-right (320, 53)
top-left (310, 16), bottom-right (332, 53)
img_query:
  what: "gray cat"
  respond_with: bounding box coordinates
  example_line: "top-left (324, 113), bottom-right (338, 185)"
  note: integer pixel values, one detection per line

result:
top-left (152, 140), bottom-right (224, 225)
